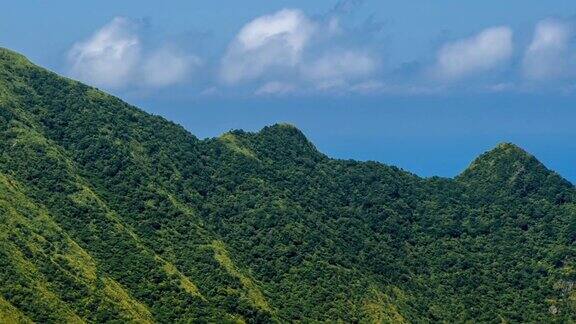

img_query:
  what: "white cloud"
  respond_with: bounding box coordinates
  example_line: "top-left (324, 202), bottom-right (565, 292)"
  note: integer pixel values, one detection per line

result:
top-left (68, 17), bottom-right (199, 89)
top-left (220, 9), bottom-right (316, 84)
top-left (302, 50), bottom-right (377, 89)
top-left (68, 17), bottom-right (140, 89)
top-left (349, 80), bottom-right (386, 94)
top-left (220, 8), bottom-right (379, 95)
top-left (142, 47), bottom-right (201, 87)
top-left (255, 81), bottom-right (296, 96)
top-left (348, 81), bottom-right (445, 96)
top-left (433, 26), bottom-right (513, 81)
top-left (199, 86), bottom-right (221, 97)
top-left (484, 82), bottom-right (515, 93)
top-left (523, 19), bottom-right (573, 80)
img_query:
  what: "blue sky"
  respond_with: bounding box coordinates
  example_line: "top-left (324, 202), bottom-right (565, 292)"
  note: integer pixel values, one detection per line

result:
top-left (2, 1), bottom-right (576, 182)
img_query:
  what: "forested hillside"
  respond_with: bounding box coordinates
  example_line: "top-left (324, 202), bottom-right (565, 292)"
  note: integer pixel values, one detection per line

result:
top-left (0, 47), bottom-right (575, 322)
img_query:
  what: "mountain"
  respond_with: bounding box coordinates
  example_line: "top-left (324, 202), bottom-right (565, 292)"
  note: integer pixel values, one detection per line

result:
top-left (0, 47), bottom-right (575, 322)
top-left (458, 143), bottom-right (575, 203)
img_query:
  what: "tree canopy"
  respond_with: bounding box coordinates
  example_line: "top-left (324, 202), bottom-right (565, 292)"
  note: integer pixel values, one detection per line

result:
top-left (0, 47), bottom-right (575, 322)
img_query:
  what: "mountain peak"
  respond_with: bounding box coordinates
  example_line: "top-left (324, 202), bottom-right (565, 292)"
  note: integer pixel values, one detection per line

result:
top-left (0, 47), bottom-right (34, 69)
top-left (258, 123), bottom-right (303, 136)
top-left (458, 142), bottom-right (573, 200)
top-left (461, 142), bottom-right (536, 174)
top-left (492, 142), bottom-right (529, 154)
top-left (249, 123), bottom-right (322, 162)
top-left (257, 123), bottom-right (316, 148)
top-left (0, 47), bottom-right (26, 59)
top-left (214, 124), bottom-right (322, 163)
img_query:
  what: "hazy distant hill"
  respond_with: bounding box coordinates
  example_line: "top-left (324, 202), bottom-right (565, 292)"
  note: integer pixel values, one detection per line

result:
top-left (0, 47), bottom-right (575, 322)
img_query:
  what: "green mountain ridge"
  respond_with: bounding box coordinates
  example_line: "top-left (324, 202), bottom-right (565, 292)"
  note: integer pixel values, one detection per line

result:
top-left (0, 47), bottom-right (575, 322)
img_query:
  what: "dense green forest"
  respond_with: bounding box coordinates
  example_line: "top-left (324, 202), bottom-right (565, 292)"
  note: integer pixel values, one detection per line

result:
top-left (0, 47), bottom-right (574, 322)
